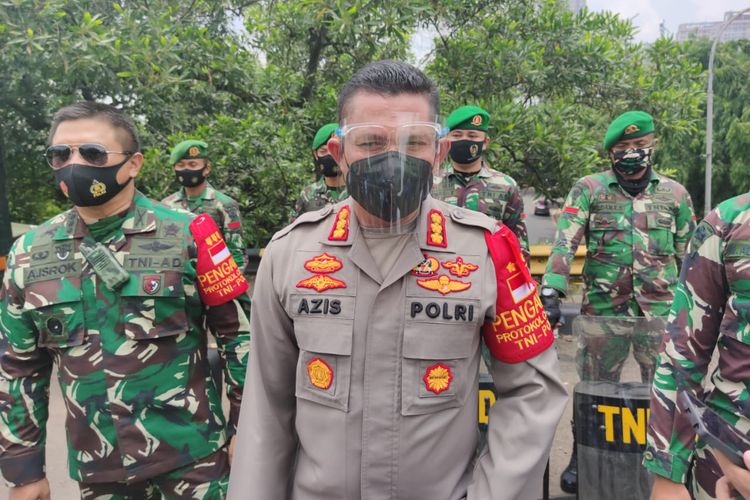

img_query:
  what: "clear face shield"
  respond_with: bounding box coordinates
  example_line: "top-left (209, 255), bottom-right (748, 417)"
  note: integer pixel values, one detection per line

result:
top-left (337, 113), bottom-right (445, 233)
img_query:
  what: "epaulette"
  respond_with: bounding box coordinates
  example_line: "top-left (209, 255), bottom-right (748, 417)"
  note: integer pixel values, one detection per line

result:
top-left (446, 205), bottom-right (498, 233)
top-left (272, 205), bottom-right (334, 242)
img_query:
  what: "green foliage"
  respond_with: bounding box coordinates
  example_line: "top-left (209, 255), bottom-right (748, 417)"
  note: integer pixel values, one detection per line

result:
top-left (0, 0), bottom-right (720, 244)
top-left (423, 0), bottom-right (705, 201)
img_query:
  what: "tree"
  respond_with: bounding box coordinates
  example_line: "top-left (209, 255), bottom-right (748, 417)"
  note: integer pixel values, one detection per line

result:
top-left (422, 0), bottom-right (705, 203)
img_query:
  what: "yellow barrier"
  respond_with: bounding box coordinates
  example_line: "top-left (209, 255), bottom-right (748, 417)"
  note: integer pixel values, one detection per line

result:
top-left (528, 244), bottom-right (586, 277)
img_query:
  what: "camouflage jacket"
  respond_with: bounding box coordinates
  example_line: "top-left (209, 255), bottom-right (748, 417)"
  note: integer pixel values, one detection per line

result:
top-left (294, 178), bottom-right (348, 217)
top-left (162, 183), bottom-right (246, 270)
top-left (644, 193), bottom-right (750, 483)
top-left (0, 192), bottom-right (250, 486)
top-left (431, 163), bottom-right (529, 257)
top-left (542, 169), bottom-right (695, 317)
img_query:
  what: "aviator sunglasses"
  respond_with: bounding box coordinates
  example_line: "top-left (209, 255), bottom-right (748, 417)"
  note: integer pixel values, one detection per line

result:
top-left (45, 144), bottom-right (133, 169)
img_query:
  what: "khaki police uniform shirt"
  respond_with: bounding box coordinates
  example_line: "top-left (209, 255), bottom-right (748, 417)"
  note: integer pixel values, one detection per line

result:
top-left (228, 196), bottom-right (567, 500)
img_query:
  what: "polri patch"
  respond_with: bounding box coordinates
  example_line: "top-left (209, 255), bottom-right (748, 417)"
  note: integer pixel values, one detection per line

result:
top-left (307, 357), bottom-right (333, 390)
top-left (423, 363), bottom-right (453, 394)
top-left (416, 274), bottom-right (471, 295)
top-left (328, 205), bottom-right (351, 241)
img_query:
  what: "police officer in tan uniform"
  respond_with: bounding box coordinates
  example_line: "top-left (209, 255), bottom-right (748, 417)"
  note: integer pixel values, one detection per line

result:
top-left (228, 60), bottom-right (567, 500)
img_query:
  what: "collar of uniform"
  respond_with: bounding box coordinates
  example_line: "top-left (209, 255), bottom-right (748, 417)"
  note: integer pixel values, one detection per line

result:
top-left (50, 192), bottom-right (155, 240)
top-left (121, 192), bottom-right (158, 234)
top-left (606, 168), bottom-right (660, 188)
top-left (418, 195), bottom-right (457, 253)
top-left (176, 182), bottom-right (214, 201)
top-left (313, 177), bottom-right (329, 195)
top-left (202, 183), bottom-right (216, 200)
top-left (319, 198), bottom-right (358, 247)
top-left (52, 209), bottom-right (87, 240)
top-left (449, 161), bottom-right (492, 179)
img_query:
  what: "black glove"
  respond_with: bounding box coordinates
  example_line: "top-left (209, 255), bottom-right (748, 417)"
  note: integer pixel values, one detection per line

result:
top-left (540, 287), bottom-right (562, 327)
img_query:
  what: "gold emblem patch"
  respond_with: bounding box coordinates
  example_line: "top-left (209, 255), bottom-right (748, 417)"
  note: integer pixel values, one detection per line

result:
top-left (469, 144), bottom-right (479, 156)
top-left (296, 274), bottom-right (347, 293)
top-left (442, 256), bottom-right (479, 277)
top-left (411, 254), bottom-right (440, 277)
top-left (188, 146), bottom-right (200, 157)
top-left (423, 363), bottom-right (453, 394)
top-left (426, 209), bottom-right (447, 247)
top-left (416, 274), bottom-right (471, 295)
top-left (89, 179), bottom-right (107, 198)
top-left (624, 124), bottom-right (639, 135)
top-left (304, 253), bottom-right (343, 274)
top-left (329, 205), bottom-right (351, 241)
top-left (471, 114), bottom-right (483, 126)
top-left (307, 357), bottom-right (333, 390)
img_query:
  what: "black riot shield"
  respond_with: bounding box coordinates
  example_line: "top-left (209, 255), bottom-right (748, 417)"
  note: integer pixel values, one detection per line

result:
top-left (572, 316), bottom-right (666, 500)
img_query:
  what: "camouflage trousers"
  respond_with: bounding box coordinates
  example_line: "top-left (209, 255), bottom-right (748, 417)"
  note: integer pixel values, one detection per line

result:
top-left (78, 446), bottom-right (229, 500)
top-left (576, 330), bottom-right (661, 383)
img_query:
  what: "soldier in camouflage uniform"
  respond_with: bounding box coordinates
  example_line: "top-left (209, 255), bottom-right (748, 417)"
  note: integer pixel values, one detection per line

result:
top-left (0, 102), bottom-right (250, 499)
top-left (293, 123), bottom-right (348, 217)
top-left (541, 110), bottom-right (696, 493)
top-left (645, 193), bottom-right (750, 499)
top-left (162, 140), bottom-right (246, 271)
top-left (431, 105), bottom-right (529, 259)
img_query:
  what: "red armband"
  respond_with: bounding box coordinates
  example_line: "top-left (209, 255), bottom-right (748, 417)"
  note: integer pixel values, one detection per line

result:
top-left (189, 214), bottom-right (249, 306)
top-left (481, 225), bottom-right (553, 363)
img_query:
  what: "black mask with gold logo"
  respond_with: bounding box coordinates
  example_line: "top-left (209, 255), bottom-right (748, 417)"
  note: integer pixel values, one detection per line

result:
top-left (449, 139), bottom-right (484, 164)
top-left (175, 168), bottom-right (207, 188)
top-left (54, 161), bottom-right (130, 207)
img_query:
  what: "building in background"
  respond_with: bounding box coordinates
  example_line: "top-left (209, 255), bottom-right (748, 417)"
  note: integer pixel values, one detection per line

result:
top-left (677, 11), bottom-right (750, 42)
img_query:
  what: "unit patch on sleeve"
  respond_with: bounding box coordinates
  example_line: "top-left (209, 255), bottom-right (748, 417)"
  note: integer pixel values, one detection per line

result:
top-left (423, 363), bottom-right (453, 395)
top-left (328, 205), bottom-right (351, 241)
top-left (426, 209), bottom-right (447, 247)
top-left (307, 357), bottom-right (333, 390)
top-left (441, 256), bottom-right (478, 277)
top-left (416, 274), bottom-right (471, 295)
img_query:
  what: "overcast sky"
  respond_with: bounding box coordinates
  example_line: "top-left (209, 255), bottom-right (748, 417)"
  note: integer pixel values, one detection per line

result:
top-left (586, 0), bottom-right (750, 41)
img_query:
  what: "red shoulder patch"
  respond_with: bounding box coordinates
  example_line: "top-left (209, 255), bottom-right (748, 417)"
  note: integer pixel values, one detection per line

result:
top-left (481, 227), bottom-right (553, 363)
top-left (190, 214), bottom-right (249, 306)
top-left (328, 206), bottom-right (351, 241)
top-left (563, 206), bottom-right (579, 215)
top-left (426, 209), bottom-right (447, 247)
top-left (228, 221), bottom-right (241, 230)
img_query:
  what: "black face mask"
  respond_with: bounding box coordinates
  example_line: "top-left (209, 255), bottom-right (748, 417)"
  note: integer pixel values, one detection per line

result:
top-left (449, 139), bottom-right (484, 164)
top-left (611, 147), bottom-right (653, 176)
top-left (315, 155), bottom-right (340, 178)
top-left (614, 164), bottom-right (652, 197)
top-left (55, 160), bottom-right (130, 207)
top-left (175, 168), bottom-right (207, 188)
top-left (347, 151), bottom-right (433, 222)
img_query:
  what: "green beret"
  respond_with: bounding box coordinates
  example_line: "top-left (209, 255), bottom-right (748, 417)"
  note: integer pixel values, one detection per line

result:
top-left (603, 111), bottom-right (655, 151)
top-left (312, 123), bottom-right (339, 150)
top-left (169, 140), bottom-right (208, 165)
top-left (446, 105), bottom-right (489, 132)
